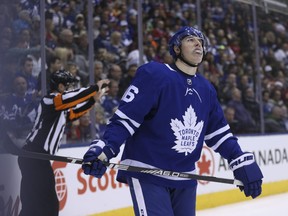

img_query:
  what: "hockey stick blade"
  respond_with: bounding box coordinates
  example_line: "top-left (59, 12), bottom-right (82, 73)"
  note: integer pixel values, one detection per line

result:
top-left (4, 139), bottom-right (243, 186)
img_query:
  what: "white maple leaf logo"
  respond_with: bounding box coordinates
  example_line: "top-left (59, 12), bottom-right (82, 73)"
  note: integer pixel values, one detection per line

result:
top-left (170, 105), bottom-right (204, 155)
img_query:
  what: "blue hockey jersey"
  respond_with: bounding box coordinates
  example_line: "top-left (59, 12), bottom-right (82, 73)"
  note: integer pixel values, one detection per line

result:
top-left (103, 61), bottom-right (242, 188)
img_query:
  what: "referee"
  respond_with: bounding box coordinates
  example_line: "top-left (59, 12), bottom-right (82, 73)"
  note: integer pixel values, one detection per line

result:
top-left (18, 70), bottom-right (109, 216)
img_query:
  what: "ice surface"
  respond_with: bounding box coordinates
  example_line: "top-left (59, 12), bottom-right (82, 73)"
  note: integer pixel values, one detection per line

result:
top-left (197, 193), bottom-right (288, 216)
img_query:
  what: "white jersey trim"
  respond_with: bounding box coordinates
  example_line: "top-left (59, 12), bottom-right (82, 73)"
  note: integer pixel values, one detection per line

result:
top-left (131, 178), bottom-right (148, 216)
top-left (204, 124), bottom-right (230, 140)
top-left (115, 109), bottom-right (140, 127)
top-left (118, 120), bottom-right (135, 135)
top-left (164, 63), bottom-right (176, 71)
top-left (209, 133), bottom-right (233, 151)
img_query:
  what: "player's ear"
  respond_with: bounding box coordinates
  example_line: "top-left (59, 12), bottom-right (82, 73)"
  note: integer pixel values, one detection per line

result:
top-left (57, 83), bottom-right (65, 93)
top-left (174, 46), bottom-right (180, 55)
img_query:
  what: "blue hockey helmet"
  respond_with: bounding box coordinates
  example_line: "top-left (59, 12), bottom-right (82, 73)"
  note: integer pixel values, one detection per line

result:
top-left (168, 26), bottom-right (208, 59)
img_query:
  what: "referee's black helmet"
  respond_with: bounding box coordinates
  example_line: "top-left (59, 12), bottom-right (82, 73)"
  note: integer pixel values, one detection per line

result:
top-left (50, 69), bottom-right (78, 91)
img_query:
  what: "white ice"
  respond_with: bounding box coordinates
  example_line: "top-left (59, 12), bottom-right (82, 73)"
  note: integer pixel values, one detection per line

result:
top-left (196, 192), bottom-right (288, 216)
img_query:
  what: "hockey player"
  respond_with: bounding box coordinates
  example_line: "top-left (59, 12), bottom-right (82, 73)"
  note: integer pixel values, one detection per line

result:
top-left (82, 26), bottom-right (263, 216)
top-left (18, 70), bottom-right (109, 216)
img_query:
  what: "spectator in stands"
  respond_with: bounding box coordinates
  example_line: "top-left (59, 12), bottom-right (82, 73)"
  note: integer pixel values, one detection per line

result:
top-left (125, 41), bottom-right (148, 70)
top-left (54, 47), bottom-right (74, 67)
top-left (94, 60), bottom-right (107, 83)
top-left (95, 47), bottom-right (118, 71)
top-left (107, 15), bottom-right (118, 32)
top-left (45, 15), bottom-right (58, 49)
top-left (242, 87), bottom-right (261, 126)
top-left (144, 43), bottom-right (157, 62)
top-left (262, 90), bottom-right (274, 117)
top-left (204, 51), bottom-right (221, 76)
top-left (220, 72), bottom-right (238, 103)
top-left (57, 28), bottom-right (78, 54)
top-left (126, 13), bottom-right (137, 39)
top-left (46, 1), bottom-right (63, 34)
top-left (60, 2), bottom-right (74, 29)
top-left (265, 105), bottom-right (288, 133)
top-left (67, 47), bottom-right (89, 85)
top-left (30, 14), bottom-right (41, 47)
top-left (1, 76), bottom-right (37, 145)
top-left (224, 106), bottom-right (241, 134)
top-left (101, 79), bottom-right (120, 119)
top-left (67, 112), bottom-right (92, 144)
top-left (105, 31), bottom-right (127, 64)
top-left (94, 103), bottom-right (107, 139)
top-left (27, 51), bottom-right (41, 78)
top-left (93, 16), bottom-right (101, 39)
top-left (4, 0), bottom-right (288, 139)
top-left (107, 64), bottom-right (123, 83)
top-left (118, 63), bottom-right (138, 97)
top-left (12, 28), bottom-right (31, 49)
top-left (151, 19), bottom-right (169, 44)
top-left (154, 44), bottom-right (169, 63)
top-left (37, 55), bottom-right (62, 94)
top-left (94, 24), bottom-right (110, 51)
top-left (227, 88), bottom-right (257, 133)
top-left (238, 74), bottom-right (253, 93)
top-left (269, 88), bottom-right (286, 112)
top-left (65, 61), bottom-right (82, 89)
top-left (12, 9), bottom-right (31, 35)
top-left (75, 30), bottom-right (89, 60)
top-left (71, 13), bottom-right (86, 37)
top-left (119, 20), bottom-right (133, 47)
top-left (274, 42), bottom-right (288, 63)
top-left (162, 50), bottom-right (174, 64)
top-left (16, 56), bottom-right (38, 95)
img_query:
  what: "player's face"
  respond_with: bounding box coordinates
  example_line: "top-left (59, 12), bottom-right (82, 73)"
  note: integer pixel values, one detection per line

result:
top-left (180, 36), bottom-right (203, 64)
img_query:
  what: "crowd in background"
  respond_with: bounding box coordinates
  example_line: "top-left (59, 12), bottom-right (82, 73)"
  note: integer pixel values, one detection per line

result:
top-left (0, 0), bottom-right (288, 146)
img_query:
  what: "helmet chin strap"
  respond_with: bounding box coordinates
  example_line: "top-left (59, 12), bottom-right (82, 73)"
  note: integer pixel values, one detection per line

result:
top-left (177, 51), bottom-right (199, 67)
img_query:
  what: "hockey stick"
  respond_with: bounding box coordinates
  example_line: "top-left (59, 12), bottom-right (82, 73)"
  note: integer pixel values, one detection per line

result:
top-left (4, 135), bottom-right (243, 186)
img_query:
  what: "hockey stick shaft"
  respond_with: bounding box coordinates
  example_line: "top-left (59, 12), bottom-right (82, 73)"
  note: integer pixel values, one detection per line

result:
top-left (5, 140), bottom-right (243, 186)
top-left (105, 162), bottom-right (243, 186)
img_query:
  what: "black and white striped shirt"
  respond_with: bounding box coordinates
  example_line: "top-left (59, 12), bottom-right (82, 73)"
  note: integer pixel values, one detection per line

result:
top-left (24, 85), bottom-right (98, 155)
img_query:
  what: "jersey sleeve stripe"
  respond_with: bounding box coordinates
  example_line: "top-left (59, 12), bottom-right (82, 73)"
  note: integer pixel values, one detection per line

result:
top-left (209, 133), bottom-right (233, 151)
top-left (204, 124), bottom-right (230, 140)
top-left (115, 109), bottom-right (140, 127)
top-left (118, 120), bottom-right (135, 135)
top-left (68, 107), bottom-right (91, 120)
top-left (54, 92), bottom-right (95, 111)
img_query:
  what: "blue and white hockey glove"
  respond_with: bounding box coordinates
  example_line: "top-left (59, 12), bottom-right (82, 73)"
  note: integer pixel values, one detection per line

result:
top-left (82, 139), bottom-right (115, 178)
top-left (229, 152), bottom-right (263, 199)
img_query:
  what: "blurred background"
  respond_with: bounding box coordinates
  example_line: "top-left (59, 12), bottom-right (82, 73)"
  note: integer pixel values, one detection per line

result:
top-left (0, 0), bottom-right (287, 146)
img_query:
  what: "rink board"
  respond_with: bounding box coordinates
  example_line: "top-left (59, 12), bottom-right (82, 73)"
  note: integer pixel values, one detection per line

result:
top-left (1, 134), bottom-right (287, 216)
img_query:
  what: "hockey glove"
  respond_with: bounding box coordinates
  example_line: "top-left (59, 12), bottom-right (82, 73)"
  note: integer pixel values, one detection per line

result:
top-left (82, 139), bottom-right (115, 178)
top-left (229, 152), bottom-right (263, 199)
